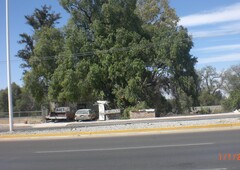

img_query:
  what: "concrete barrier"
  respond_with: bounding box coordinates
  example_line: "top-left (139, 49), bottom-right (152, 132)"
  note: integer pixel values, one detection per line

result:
top-left (130, 109), bottom-right (155, 119)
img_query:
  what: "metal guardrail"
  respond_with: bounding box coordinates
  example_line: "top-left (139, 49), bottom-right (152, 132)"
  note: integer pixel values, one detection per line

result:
top-left (0, 111), bottom-right (42, 118)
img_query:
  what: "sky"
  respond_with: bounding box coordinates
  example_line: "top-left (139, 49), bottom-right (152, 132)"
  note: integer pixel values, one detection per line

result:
top-left (0, 0), bottom-right (240, 90)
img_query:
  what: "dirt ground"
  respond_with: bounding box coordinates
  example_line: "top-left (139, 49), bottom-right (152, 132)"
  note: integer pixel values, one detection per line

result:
top-left (0, 117), bottom-right (44, 124)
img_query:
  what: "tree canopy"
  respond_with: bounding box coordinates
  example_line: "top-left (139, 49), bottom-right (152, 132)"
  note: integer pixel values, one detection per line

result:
top-left (0, 83), bottom-right (40, 113)
top-left (17, 0), bottom-right (199, 115)
top-left (222, 64), bottom-right (240, 111)
top-left (197, 66), bottom-right (224, 106)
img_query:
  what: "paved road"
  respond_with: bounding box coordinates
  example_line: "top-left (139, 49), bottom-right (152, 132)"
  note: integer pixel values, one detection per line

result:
top-left (1, 129), bottom-right (240, 170)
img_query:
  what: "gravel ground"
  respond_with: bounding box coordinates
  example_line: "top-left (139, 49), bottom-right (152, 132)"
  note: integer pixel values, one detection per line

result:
top-left (1, 117), bottom-right (240, 136)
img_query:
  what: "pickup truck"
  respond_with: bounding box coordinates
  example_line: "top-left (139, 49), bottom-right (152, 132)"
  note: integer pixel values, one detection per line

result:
top-left (45, 107), bottom-right (75, 122)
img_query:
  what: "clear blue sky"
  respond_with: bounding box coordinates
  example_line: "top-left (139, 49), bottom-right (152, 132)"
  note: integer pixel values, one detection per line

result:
top-left (0, 0), bottom-right (240, 90)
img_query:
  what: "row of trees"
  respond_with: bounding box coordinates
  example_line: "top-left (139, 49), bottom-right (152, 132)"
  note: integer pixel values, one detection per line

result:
top-left (198, 65), bottom-right (240, 111)
top-left (1, 64), bottom-right (239, 114)
top-left (0, 83), bottom-right (40, 112)
top-left (2, 0), bottom-right (237, 116)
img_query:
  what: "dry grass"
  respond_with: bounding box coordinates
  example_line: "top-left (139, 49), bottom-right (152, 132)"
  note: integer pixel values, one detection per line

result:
top-left (0, 117), bottom-right (43, 124)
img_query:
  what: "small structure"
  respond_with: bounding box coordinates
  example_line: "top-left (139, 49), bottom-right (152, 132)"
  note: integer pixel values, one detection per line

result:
top-left (129, 109), bottom-right (155, 119)
top-left (96, 101), bottom-right (121, 120)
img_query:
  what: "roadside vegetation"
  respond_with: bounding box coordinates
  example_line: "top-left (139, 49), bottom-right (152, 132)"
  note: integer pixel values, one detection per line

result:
top-left (0, 0), bottom-right (239, 117)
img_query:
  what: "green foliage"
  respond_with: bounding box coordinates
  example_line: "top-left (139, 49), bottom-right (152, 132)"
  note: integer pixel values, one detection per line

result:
top-left (15, 88), bottom-right (41, 112)
top-left (178, 89), bottom-right (194, 114)
top-left (0, 89), bottom-right (8, 112)
top-left (221, 64), bottom-right (240, 111)
top-left (222, 90), bottom-right (240, 111)
top-left (17, 6), bottom-right (63, 104)
top-left (196, 64), bottom-right (240, 111)
top-left (198, 66), bottom-right (224, 95)
top-left (17, 5), bottom-right (61, 69)
top-left (17, 0), bottom-right (198, 114)
top-left (0, 83), bottom-right (22, 112)
top-left (17, 33), bottom-right (34, 68)
top-left (197, 66), bottom-right (225, 107)
top-left (198, 107), bottom-right (211, 114)
top-left (24, 27), bottom-right (64, 103)
top-left (198, 90), bottom-right (223, 106)
top-left (223, 64), bottom-right (240, 93)
top-left (25, 5), bottom-right (61, 30)
top-left (136, 0), bottom-right (179, 26)
top-left (0, 83), bottom-right (40, 112)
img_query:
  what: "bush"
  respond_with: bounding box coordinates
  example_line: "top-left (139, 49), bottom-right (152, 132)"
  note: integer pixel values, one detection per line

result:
top-left (222, 90), bottom-right (240, 112)
top-left (198, 107), bottom-right (211, 114)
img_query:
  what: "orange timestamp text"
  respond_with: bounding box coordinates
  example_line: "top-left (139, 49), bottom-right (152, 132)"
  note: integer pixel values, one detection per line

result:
top-left (219, 153), bottom-right (240, 161)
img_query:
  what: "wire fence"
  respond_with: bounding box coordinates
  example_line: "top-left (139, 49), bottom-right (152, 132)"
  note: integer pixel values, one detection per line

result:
top-left (0, 111), bottom-right (44, 118)
top-left (190, 105), bottom-right (223, 114)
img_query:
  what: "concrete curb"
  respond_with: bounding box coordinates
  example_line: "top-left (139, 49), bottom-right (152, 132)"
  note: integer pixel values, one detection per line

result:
top-left (1, 122), bottom-right (240, 140)
top-left (1, 112), bottom-right (239, 128)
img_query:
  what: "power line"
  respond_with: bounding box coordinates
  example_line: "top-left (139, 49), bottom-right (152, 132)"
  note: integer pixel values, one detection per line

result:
top-left (0, 41), bottom-right (158, 64)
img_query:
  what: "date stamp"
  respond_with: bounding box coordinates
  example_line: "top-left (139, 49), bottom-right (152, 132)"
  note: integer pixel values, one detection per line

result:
top-left (219, 153), bottom-right (240, 161)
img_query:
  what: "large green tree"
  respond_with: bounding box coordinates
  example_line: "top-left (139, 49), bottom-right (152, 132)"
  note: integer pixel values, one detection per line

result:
top-left (49, 0), bottom-right (198, 114)
top-left (18, 0), bottom-right (198, 115)
top-left (136, 0), bottom-right (198, 113)
top-left (17, 5), bottom-right (63, 103)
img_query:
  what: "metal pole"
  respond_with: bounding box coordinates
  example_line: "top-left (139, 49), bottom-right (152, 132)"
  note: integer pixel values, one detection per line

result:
top-left (6, 0), bottom-right (14, 132)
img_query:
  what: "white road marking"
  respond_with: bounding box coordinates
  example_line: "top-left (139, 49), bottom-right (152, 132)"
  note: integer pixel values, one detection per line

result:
top-left (35, 142), bottom-right (214, 154)
top-left (195, 168), bottom-right (227, 170)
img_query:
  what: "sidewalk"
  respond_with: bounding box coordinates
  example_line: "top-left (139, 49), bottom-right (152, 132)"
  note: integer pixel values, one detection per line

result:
top-left (0, 112), bottom-right (240, 140)
top-left (1, 111), bottom-right (239, 128)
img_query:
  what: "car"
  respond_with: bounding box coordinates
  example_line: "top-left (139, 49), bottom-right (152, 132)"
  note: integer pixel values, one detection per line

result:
top-left (75, 109), bottom-right (97, 121)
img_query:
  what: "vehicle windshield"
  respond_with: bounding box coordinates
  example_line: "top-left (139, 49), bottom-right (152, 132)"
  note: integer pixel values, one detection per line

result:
top-left (76, 109), bottom-right (90, 114)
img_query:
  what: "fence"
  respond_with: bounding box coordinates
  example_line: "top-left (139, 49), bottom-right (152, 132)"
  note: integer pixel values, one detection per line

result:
top-left (0, 111), bottom-right (43, 118)
top-left (191, 105), bottom-right (223, 114)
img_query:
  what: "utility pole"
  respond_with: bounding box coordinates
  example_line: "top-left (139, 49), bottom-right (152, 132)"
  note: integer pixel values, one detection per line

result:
top-left (6, 0), bottom-right (14, 132)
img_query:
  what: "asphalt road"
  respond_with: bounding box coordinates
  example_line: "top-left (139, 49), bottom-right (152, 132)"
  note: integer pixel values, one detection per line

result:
top-left (1, 129), bottom-right (240, 170)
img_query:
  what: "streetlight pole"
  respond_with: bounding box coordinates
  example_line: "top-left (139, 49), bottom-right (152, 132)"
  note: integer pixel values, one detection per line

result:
top-left (6, 0), bottom-right (14, 132)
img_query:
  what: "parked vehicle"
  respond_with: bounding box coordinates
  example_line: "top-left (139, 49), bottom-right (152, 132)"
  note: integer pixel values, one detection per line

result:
top-left (45, 107), bottom-right (75, 122)
top-left (75, 109), bottom-right (97, 121)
